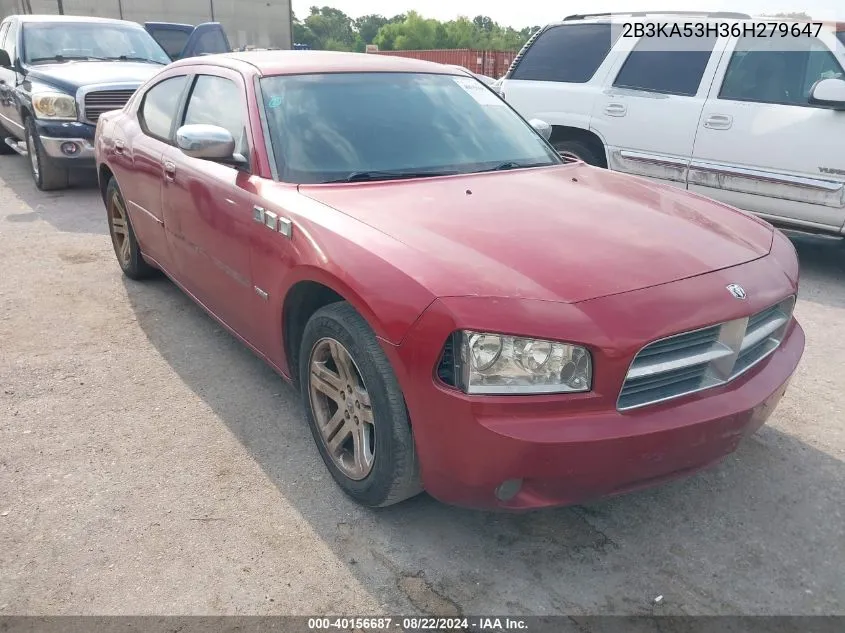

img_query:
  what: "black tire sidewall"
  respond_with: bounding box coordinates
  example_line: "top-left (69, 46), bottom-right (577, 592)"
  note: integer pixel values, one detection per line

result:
top-left (299, 303), bottom-right (418, 507)
top-left (25, 118), bottom-right (68, 191)
top-left (106, 177), bottom-right (153, 280)
top-left (554, 140), bottom-right (600, 166)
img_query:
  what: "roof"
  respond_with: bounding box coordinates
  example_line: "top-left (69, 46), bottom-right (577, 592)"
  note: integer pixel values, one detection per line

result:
top-left (10, 14), bottom-right (143, 27)
top-left (172, 50), bottom-right (466, 77)
top-left (550, 11), bottom-right (829, 26)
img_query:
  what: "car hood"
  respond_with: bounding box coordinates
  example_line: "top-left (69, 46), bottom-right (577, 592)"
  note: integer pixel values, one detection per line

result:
top-left (299, 164), bottom-right (774, 304)
top-left (25, 61), bottom-right (162, 94)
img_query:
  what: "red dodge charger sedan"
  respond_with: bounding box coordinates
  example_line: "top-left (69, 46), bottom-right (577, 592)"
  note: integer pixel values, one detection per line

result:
top-left (94, 51), bottom-right (804, 510)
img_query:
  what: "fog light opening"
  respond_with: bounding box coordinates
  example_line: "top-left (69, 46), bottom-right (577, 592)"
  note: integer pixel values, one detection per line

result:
top-left (495, 478), bottom-right (523, 501)
top-left (61, 142), bottom-right (80, 156)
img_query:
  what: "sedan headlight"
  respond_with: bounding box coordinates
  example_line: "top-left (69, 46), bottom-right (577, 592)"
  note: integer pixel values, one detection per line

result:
top-left (451, 330), bottom-right (592, 395)
top-left (32, 92), bottom-right (78, 120)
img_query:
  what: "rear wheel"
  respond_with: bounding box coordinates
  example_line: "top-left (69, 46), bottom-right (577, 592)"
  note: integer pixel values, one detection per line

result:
top-left (300, 302), bottom-right (422, 507)
top-left (106, 178), bottom-right (156, 280)
top-left (25, 118), bottom-right (69, 191)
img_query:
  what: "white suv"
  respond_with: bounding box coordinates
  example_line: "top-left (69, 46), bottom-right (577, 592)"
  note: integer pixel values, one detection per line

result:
top-left (499, 11), bottom-right (845, 237)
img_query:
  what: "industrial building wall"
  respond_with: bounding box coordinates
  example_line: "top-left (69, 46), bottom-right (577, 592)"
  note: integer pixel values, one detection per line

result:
top-left (0, 0), bottom-right (293, 50)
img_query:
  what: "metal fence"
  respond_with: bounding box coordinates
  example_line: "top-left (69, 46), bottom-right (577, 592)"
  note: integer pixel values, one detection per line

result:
top-left (0, 0), bottom-right (293, 50)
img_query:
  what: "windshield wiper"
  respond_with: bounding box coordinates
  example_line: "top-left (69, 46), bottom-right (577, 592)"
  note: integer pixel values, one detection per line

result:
top-left (480, 161), bottom-right (552, 172)
top-left (323, 169), bottom-right (458, 184)
top-left (101, 55), bottom-right (166, 65)
top-left (28, 54), bottom-right (92, 63)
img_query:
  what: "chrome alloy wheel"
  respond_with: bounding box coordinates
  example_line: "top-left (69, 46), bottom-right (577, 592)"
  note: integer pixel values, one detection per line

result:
top-left (108, 190), bottom-right (131, 267)
top-left (308, 337), bottom-right (376, 480)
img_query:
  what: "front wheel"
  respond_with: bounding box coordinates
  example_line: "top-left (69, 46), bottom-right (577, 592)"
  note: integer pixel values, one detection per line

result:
top-left (299, 302), bottom-right (422, 507)
top-left (553, 140), bottom-right (603, 167)
top-left (25, 118), bottom-right (69, 191)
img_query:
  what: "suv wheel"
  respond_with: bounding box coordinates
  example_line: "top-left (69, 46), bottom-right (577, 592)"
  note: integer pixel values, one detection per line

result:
top-left (554, 140), bottom-right (602, 167)
top-left (25, 118), bottom-right (69, 191)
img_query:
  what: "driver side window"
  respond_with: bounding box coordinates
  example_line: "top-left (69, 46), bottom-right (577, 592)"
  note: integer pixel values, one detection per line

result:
top-left (720, 36), bottom-right (843, 107)
top-left (182, 74), bottom-right (249, 157)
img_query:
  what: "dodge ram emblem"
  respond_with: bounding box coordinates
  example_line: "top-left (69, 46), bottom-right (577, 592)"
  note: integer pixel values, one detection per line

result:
top-left (727, 284), bottom-right (747, 300)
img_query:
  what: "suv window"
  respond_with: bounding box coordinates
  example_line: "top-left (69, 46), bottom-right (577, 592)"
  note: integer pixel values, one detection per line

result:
top-left (183, 75), bottom-right (247, 154)
top-left (140, 76), bottom-right (188, 140)
top-left (510, 24), bottom-right (615, 83)
top-left (614, 32), bottom-right (717, 96)
top-left (720, 36), bottom-right (844, 106)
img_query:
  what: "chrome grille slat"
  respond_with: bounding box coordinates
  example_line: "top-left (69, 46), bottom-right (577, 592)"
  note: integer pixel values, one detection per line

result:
top-left (82, 89), bottom-right (136, 124)
top-left (635, 326), bottom-right (720, 359)
top-left (618, 296), bottom-right (795, 411)
top-left (626, 343), bottom-right (734, 380)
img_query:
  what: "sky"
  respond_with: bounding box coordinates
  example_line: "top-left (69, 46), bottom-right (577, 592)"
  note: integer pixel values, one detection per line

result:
top-left (291, 0), bottom-right (844, 29)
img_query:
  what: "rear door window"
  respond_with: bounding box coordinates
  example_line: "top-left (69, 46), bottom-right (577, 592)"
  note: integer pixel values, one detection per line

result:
top-left (139, 75), bottom-right (189, 141)
top-left (510, 24), bottom-right (615, 83)
top-left (613, 31), bottom-right (717, 96)
top-left (719, 36), bottom-right (844, 106)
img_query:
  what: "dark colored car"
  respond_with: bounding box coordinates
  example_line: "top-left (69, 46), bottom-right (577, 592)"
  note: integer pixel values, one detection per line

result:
top-left (0, 15), bottom-right (230, 191)
top-left (95, 51), bottom-right (804, 510)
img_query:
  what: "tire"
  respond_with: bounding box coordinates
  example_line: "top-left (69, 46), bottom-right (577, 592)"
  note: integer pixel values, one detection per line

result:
top-left (25, 118), bottom-right (69, 191)
top-left (105, 177), bottom-right (156, 280)
top-left (0, 131), bottom-right (14, 155)
top-left (299, 302), bottom-right (422, 507)
top-left (553, 140), bottom-right (603, 167)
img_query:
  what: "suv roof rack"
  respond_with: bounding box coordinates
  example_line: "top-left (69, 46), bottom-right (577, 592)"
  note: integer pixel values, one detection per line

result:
top-left (563, 11), bottom-right (751, 21)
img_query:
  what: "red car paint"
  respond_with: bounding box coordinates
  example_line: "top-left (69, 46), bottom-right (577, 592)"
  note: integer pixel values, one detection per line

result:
top-left (96, 51), bottom-right (804, 510)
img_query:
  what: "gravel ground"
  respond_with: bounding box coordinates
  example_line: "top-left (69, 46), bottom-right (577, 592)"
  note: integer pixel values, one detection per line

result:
top-left (1, 156), bottom-right (844, 616)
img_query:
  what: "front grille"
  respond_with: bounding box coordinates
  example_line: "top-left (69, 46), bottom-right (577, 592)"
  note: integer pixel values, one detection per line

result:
top-left (618, 296), bottom-right (795, 411)
top-left (83, 89), bottom-right (136, 124)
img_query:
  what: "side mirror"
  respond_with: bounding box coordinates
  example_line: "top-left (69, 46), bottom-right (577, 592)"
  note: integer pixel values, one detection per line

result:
top-left (809, 77), bottom-right (845, 110)
top-left (529, 118), bottom-right (552, 141)
top-left (175, 124), bottom-right (246, 165)
top-left (0, 50), bottom-right (12, 68)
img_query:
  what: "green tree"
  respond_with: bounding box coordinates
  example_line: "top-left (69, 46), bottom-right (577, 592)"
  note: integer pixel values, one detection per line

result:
top-left (355, 14), bottom-right (389, 44)
top-left (763, 12), bottom-right (813, 19)
top-left (305, 6), bottom-right (356, 51)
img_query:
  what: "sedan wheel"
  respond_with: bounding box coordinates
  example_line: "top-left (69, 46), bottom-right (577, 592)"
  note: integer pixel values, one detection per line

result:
top-left (308, 338), bottom-right (375, 480)
top-left (300, 302), bottom-right (422, 507)
top-left (108, 190), bottom-right (132, 269)
top-left (105, 178), bottom-right (156, 280)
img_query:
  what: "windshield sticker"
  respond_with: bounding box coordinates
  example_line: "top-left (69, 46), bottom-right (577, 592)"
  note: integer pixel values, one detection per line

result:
top-left (267, 96), bottom-right (283, 108)
top-left (453, 77), bottom-right (503, 106)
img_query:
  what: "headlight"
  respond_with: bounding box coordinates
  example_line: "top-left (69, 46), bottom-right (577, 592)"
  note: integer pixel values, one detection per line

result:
top-left (32, 93), bottom-right (77, 120)
top-left (453, 330), bottom-right (592, 395)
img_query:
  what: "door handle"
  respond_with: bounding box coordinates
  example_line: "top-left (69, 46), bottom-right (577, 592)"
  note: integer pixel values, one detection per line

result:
top-left (605, 103), bottom-right (627, 117)
top-left (163, 160), bottom-right (176, 181)
top-left (704, 114), bottom-right (733, 130)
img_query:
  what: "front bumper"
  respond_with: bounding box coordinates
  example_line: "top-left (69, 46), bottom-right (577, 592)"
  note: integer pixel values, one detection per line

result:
top-left (33, 119), bottom-right (96, 164)
top-left (390, 251), bottom-right (803, 510)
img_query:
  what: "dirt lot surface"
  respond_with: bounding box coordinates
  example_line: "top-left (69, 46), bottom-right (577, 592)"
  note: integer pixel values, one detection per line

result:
top-left (1, 156), bottom-right (844, 616)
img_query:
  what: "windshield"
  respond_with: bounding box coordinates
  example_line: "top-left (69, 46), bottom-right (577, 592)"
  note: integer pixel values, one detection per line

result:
top-left (22, 22), bottom-right (170, 65)
top-left (260, 72), bottom-right (560, 184)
